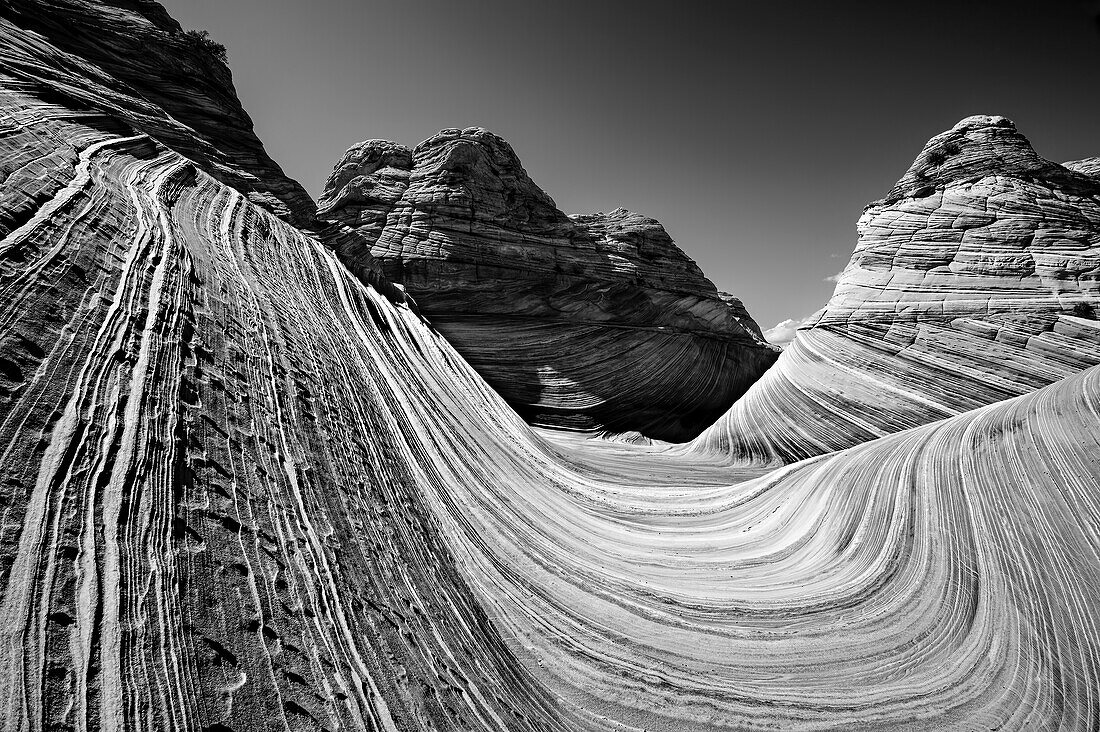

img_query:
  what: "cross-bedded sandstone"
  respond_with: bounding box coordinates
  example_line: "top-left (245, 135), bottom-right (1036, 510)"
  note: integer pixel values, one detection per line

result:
top-left (319, 128), bottom-right (778, 441)
top-left (3, 4), bottom-right (1100, 731)
top-left (693, 115), bottom-right (1100, 462)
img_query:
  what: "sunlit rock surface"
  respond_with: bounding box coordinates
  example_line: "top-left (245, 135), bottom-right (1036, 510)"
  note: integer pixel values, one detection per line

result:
top-left (4, 4), bottom-right (1100, 731)
top-left (694, 115), bottom-right (1100, 463)
top-left (319, 128), bottom-right (778, 441)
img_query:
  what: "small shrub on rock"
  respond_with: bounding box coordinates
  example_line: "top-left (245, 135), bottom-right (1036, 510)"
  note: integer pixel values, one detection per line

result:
top-left (1071, 301), bottom-right (1096, 319)
top-left (182, 29), bottom-right (227, 63)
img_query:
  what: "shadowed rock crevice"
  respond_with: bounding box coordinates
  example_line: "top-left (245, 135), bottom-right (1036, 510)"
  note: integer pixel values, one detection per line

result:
top-left (319, 127), bottom-right (779, 441)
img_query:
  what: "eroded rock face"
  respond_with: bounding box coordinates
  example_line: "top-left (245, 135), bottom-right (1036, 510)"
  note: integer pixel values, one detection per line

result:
top-left (6, 84), bottom-right (1100, 730)
top-left (0, 0), bottom-right (316, 226)
top-left (319, 127), bottom-right (778, 441)
top-left (7, 3), bottom-right (1100, 729)
top-left (1065, 157), bottom-right (1100, 177)
top-left (318, 139), bottom-right (413, 240)
top-left (692, 115), bottom-right (1100, 462)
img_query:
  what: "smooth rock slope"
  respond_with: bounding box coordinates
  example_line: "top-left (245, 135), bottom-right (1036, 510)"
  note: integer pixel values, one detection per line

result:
top-left (693, 115), bottom-right (1100, 463)
top-left (455, 355), bottom-right (1100, 731)
top-left (319, 128), bottom-right (778, 441)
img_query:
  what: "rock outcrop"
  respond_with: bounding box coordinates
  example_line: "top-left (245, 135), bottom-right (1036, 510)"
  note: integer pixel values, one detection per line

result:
top-left (5, 3), bottom-right (1100, 731)
top-left (692, 115), bottom-right (1100, 463)
top-left (0, 0), bottom-right (315, 226)
top-left (319, 128), bottom-right (778, 441)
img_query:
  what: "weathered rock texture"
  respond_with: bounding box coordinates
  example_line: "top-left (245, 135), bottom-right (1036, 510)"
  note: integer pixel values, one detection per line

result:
top-left (0, 86), bottom-right (589, 731)
top-left (0, 0), bottom-right (315, 226)
top-left (319, 128), bottom-right (778, 441)
top-left (5, 4), bottom-right (1100, 731)
top-left (693, 115), bottom-right (1100, 463)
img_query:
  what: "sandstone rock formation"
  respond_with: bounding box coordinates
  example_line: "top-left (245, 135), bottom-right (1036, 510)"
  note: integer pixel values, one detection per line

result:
top-left (4, 3), bottom-right (1100, 731)
top-left (463, 362), bottom-right (1100, 731)
top-left (692, 115), bottom-right (1100, 463)
top-left (0, 0), bottom-right (315, 226)
top-left (319, 128), bottom-right (778, 441)
top-left (0, 84), bottom-right (567, 732)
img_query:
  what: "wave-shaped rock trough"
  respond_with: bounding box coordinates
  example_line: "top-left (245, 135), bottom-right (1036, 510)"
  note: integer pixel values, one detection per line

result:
top-left (3, 2), bottom-right (1100, 730)
top-left (693, 115), bottom-right (1100, 463)
top-left (474, 368), bottom-right (1100, 730)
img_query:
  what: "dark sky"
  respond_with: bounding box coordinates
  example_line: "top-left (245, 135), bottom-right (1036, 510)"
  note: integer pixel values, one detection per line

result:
top-left (162, 0), bottom-right (1100, 334)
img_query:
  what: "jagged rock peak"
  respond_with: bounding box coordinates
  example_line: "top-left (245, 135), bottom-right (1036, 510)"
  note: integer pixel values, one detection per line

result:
top-left (570, 207), bottom-right (710, 279)
top-left (414, 126), bottom-right (536, 171)
top-left (319, 139), bottom-right (413, 207)
top-left (317, 139), bottom-right (413, 242)
top-left (318, 128), bottom-right (740, 310)
top-left (410, 126), bottom-right (572, 230)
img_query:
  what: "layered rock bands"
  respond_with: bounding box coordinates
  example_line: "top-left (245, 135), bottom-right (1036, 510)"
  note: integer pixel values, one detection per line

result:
top-left (318, 129), bottom-right (778, 442)
top-left (3, 2), bottom-right (1100, 731)
top-left (0, 0), bottom-right (315, 226)
top-left (692, 115), bottom-right (1100, 462)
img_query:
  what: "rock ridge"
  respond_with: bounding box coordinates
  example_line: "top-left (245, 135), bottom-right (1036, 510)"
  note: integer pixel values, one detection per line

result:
top-left (881, 114), bottom-right (1098, 204)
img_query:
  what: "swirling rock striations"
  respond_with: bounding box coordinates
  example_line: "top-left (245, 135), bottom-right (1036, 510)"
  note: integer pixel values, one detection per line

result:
top-left (319, 128), bottom-right (778, 441)
top-left (693, 115), bottom-right (1100, 463)
top-left (449, 358), bottom-right (1100, 731)
top-left (4, 94), bottom-right (1100, 728)
top-left (5, 3), bottom-right (1100, 730)
top-left (0, 86), bottom-right (580, 731)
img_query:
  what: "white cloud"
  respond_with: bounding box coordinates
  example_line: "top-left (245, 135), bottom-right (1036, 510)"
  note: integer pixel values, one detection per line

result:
top-left (823, 269), bottom-right (846, 283)
top-left (763, 314), bottom-right (817, 348)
